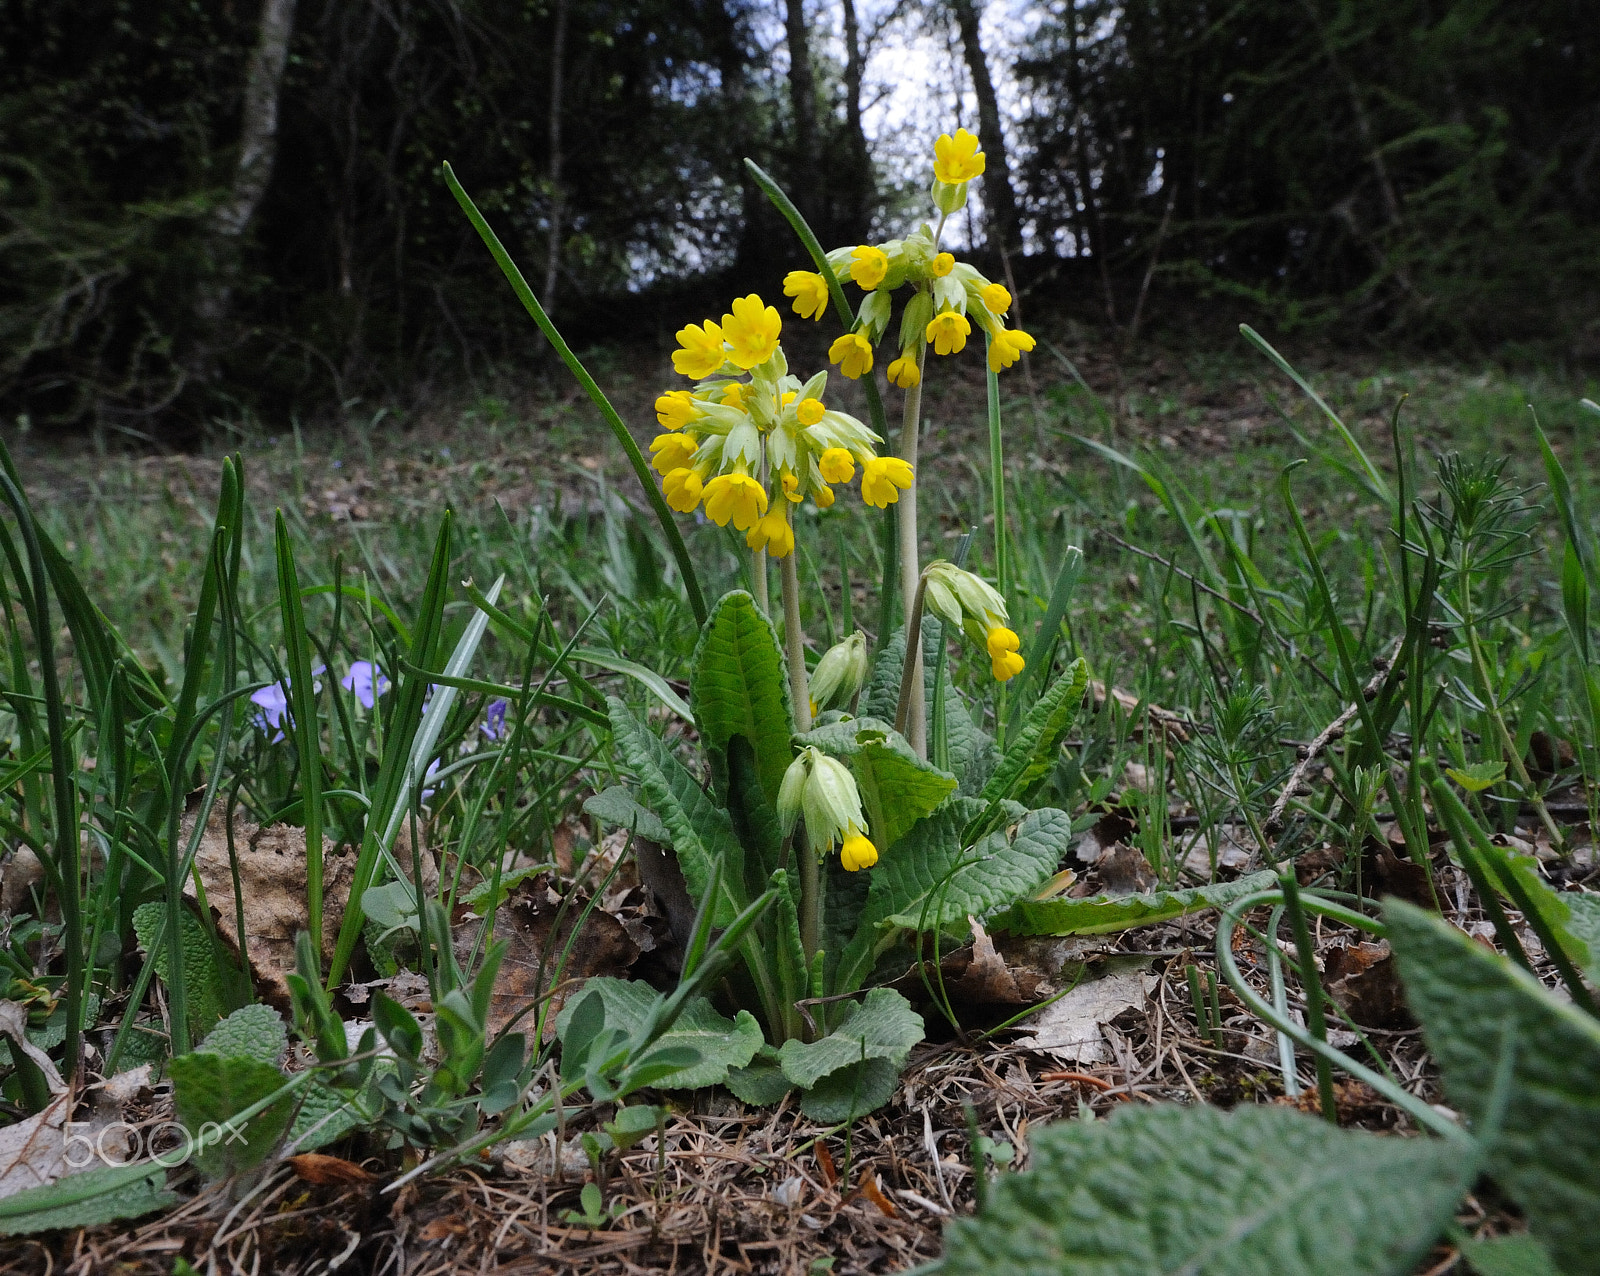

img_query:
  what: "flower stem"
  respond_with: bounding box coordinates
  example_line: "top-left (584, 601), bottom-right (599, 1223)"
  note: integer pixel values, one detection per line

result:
top-left (897, 339), bottom-right (928, 757)
top-left (781, 508), bottom-right (818, 969)
top-left (752, 547), bottom-right (768, 614)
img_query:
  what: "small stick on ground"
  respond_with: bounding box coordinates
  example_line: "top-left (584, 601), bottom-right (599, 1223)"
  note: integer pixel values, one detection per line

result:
top-left (1264, 642), bottom-right (1399, 838)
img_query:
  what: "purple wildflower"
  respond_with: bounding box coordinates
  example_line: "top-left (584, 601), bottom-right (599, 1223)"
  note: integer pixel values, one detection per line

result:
top-left (341, 660), bottom-right (390, 709)
top-left (481, 698), bottom-right (509, 741)
top-left (250, 683), bottom-right (291, 742)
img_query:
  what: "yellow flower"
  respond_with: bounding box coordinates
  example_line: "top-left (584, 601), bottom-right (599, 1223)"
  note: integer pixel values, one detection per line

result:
top-left (926, 309), bottom-right (972, 356)
top-left (813, 483), bottom-right (835, 509)
top-left (829, 332), bottom-right (875, 379)
top-left (861, 456), bottom-right (914, 508)
top-left (783, 270), bottom-right (831, 321)
top-left (933, 128), bottom-right (986, 184)
top-left (796, 397), bottom-right (825, 426)
top-left (932, 252), bottom-right (955, 278)
top-left (886, 353), bottom-right (921, 389)
top-left (782, 389), bottom-right (797, 407)
top-left (849, 245), bottom-right (889, 291)
top-left (746, 508), bottom-right (795, 557)
top-left (819, 447), bottom-right (856, 484)
top-left (703, 472), bottom-right (768, 530)
top-left (840, 831), bottom-right (878, 872)
top-left (662, 468), bottom-right (703, 513)
top-left (986, 626), bottom-right (1025, 682)
top-left (981, 282), bottom-right (1012, 315)
top-left (673, 320), bottom-right (725, 379)
top-left (781, 471), bottom-right (802, 503)
top-left (721, 382), bottom-right (749, 410)
top-left (655, 389), bottom-right (702, 430)
top-left (988, 327), bottom-right (1037, 373)
top-left (650, 432), bottom-right (697, 474)
top-left (722, 294), bottom-right (781, 370)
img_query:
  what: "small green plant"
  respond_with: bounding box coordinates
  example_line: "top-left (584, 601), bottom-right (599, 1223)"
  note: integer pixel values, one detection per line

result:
top-left (453, 130), bottom-right (1092, 1117)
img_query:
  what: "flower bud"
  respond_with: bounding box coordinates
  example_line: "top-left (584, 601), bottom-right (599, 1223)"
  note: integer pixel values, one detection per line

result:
top-left (809, 631), bottom-right (870, 715)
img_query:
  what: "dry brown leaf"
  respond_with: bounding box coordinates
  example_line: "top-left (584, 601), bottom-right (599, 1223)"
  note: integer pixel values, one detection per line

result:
top-left (1015, 957), bottom-right (1155, 1065)
top-left (456, 875), bottom-right (639, 1043)
top-left (0, 1094), bottom-right (70, 1200)
top-left (287, 1152), bottom-right (376, 1185)
top-left (183, 804), bottom-right (436, 1009)
top-left (938, 920), bottom-right (1029, 1005)
top-left (1325, 940), bottom-right (1411, 1028)
top-left (0, 1002), bottom-right (66, 1098)
top-left (1096, 843), bottom-right (1159, 895)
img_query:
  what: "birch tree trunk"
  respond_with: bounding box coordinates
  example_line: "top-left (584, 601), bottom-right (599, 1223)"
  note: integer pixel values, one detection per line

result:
top-left (192, 0), bottom-right (298, 380)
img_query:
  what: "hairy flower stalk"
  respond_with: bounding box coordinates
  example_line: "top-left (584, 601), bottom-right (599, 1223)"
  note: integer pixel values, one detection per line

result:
top-left (779, 506), bottom-right (817, 964)
top-left (898, 337), bottom-right (929, 755)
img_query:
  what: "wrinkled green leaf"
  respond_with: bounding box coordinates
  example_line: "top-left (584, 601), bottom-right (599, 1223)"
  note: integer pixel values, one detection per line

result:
top-left (690, 591), bottom-right (793, 806)
top-left (777, 987), bottom-right (922, 1089)
top-left (864, 626), bottom-right (990, 790)
top-left (197, 1004), bottom-right (287, 1067)
top-left (1459, 1235), bottom-right (1561, 1276)
top-left (0, 1164), bottom-right (178, 1236)
top-left (287, 1076), bottom-right (381, 1153)
top-left (169, 1053), bottom-right (297, 1178)
top-left (131, 902), bottom-right (233, 1035)
top-left (796, 716), bottom-right (957, 849)
top-left (583, 784), bottom-right (671, 845)
top-left (877, 802), bottom-right (1071, 932)
top-left (941, 1104), bottom-right (1468, 1276)
top-left (1385, 899), bottom-right (1600, 1276)
top-left (799, 1056), bottom-right (900, 1122)
top-left (608, 698), bottom-right (745, 923)
top-left (1565, 893), bottom-right (1600, 983)
top-left (554, 977), bottom-right (762, 1089)
top-left (992, 869), bottom-right (1279, 937)
top-left (977, 657), bottom-right (1089, 813)
top-left (725, 1047), bottom-right (791, 1106)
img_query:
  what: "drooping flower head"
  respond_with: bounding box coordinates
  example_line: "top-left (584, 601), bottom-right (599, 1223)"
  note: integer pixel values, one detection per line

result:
top-left (922, 561), bottom-right (1025, 684)
top-left (777, 747), bottom-right (879, 871)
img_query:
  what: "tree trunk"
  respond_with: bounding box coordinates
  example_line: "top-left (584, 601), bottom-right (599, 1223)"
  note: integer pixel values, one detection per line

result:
top-left (783, 0), bottom-right (821, 228)
top-left (840, 0), bottom-right (873, 238)
top-left (192, 0), bottom-right (298, 385)
top-left (948, 0), bottom-right (1018, 257)
top-left (543, 0), bottom-right (571, 314)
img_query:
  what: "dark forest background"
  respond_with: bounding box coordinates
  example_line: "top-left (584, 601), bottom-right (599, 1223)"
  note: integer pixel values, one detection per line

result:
top-left (2, 0), bottom-right (1596, 437)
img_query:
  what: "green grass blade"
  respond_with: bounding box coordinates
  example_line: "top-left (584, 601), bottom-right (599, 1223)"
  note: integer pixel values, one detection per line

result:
top-left (441, 162), bottom-right (706, 628)
top-left (1240, 324), bottom-right (1391, 507)
top-left (0, 441), bottom-right (84, 1073)
top-left (329, 512), bottom-right (454, 987)
top-left (275, 510), bottom-right (326, 974)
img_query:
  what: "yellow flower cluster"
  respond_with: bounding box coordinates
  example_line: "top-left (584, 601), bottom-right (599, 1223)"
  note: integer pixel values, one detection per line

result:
top-left (780, 130), bottom-right (1034, 388)
top-left (655, 293), bottom-right (915, 555)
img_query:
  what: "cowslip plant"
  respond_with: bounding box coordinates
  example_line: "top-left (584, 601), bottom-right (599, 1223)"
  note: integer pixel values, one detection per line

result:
top-left (450, 131), bottom-right (1089, 1119)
